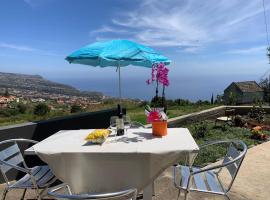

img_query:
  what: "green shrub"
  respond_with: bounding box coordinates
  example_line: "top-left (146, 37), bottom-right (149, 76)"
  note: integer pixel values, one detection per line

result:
top-left (215, 94), bottom-right (224, 104)
top-left (195, 100), bottom-right (203, 105)
top-left (234, 115), bottom-right (245, 127)
top-left (0, 108), bottom-right (19, 117)
top-left (248, 105), bottom-right (266, 123)
top-left (174, 98), bottom-right (192, 106)
top-left (193, 121), bottom-right (207, 139)
top-left (17, 104), bottom-right (27, 114)
top-left (138, 101), bottom-right (148, 107)
top-left (34, 103), bottom-right (50, 116)
top-left (70, 104), bottom-right (82, 113)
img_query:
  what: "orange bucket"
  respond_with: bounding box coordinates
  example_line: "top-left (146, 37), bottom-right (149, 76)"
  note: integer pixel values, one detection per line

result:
top-left (152, 121), bottom-right (167, 136)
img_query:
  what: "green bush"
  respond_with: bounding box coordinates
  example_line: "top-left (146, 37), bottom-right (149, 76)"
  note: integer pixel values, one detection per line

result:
top-left (174, 98), bottom-right (192, 106)
top-left (70, 104), bottom-right (82, 113)
top-left (193, 121), bottom-right (207, 139)
top-left (195, 100), bottom-right (203, 105)
top-left (248, 105), bottom-right (266, 123)
top-left (215, 94), bottom-right (224, 104)
top-left (138, 101), bottom-right (148, 107)
top-left (0, 108), bottom-right (19, 117)
top-left (34, 103), bottom-right (50, 116)
top-left (166, 99), bottom-right (175, 106)
top-left (234, 115), bottom-right (245, 127)
top-left (17, 104), bottom-right (27, 114)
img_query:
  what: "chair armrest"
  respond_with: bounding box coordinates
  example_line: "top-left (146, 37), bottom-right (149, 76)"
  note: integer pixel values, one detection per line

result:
top-left (190, 163), bottom-right (224, 175)
top-left (0, 160), bottom-right (31, 174)
top-left (199, 139), bottom-right (242, 149)
top-left (191, 153), bottom-right (244, 176)
top-left (0, 139), bottom-right (38, 145)
top-left (12, 139), bottom-right (38, 144)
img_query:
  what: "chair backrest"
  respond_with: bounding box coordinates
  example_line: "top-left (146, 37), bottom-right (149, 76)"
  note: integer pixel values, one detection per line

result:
top-left (0, 140), bottom-right (26, 184)
top-left (48, 184), bottom-right (137, 200)
top-left (221, 140), bottom-right (247, 191)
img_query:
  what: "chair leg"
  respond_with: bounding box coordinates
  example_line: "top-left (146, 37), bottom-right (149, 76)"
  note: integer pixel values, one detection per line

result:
top-left (177, 189), bottom-right (181, 200)
top-left (1, 188), bottom-right (8, 200)
top-left (152, 182), bottom-right (155, 196)
top-left (34, 188), bottom-right (41, 200)
top-left (184, 190), bottom-right (189, 200)
top-left (21, 189), bottom-right (27, 200)
top-left (39, 188), bottom-right (49, 199)
top-left (224, 194), bottom-right (231, 200)
top-left (66, 185), bottom-right (72, 195)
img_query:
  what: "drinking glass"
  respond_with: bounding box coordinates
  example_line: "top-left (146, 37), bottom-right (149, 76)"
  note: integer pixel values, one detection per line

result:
top-left (109, 116), bottom-right (118, 136)
top-left (123, 115), bottom-right (131, 134)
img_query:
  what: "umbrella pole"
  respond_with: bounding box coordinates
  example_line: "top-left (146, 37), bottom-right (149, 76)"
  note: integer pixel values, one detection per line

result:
top-left (118, 63), bottom-right (121, 104)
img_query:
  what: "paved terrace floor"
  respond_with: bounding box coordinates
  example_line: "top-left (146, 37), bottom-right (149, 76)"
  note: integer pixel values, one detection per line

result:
top-left (0, 141), bottom-right (269, 200)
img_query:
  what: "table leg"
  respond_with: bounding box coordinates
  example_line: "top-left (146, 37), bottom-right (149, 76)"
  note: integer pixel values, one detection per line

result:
top-left (143, 182), bottom-right (153, 200)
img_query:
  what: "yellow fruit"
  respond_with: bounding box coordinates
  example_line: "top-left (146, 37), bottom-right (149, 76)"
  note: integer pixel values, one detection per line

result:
top-left (85, 129), bottom-right (111, 142)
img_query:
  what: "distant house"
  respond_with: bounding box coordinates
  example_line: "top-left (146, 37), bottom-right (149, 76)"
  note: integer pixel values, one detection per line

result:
top-left (0, 95), bottom-right (17, 108)
top-left (224, 81), bottom-right (264, 104)
top-left (31, 98), bottom-right (45, 103)
top-left (0, 95), bottom-right (16, 104)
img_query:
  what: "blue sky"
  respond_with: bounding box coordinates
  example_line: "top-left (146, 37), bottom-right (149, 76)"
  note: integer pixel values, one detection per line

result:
top-left (1, 0), bottom-right (270, 100)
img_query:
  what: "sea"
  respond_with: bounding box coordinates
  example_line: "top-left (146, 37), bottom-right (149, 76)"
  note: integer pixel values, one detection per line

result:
top-left (55, 73), bottom-right (259, 102)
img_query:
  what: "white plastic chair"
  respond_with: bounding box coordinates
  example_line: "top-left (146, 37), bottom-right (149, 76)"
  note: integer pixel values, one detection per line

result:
top-left (173, 140), bottom-right (247, 200)
top-left (0, 139), bottom-right (57, 200)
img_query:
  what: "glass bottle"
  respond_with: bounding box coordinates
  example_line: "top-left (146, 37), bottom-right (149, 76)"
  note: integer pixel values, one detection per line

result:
top-left (116, 104), bottom-right (124, 136)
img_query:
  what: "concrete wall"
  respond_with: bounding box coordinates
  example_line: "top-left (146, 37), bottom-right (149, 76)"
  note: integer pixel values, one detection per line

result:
top-left (167, 106), bottom-right (226, 127)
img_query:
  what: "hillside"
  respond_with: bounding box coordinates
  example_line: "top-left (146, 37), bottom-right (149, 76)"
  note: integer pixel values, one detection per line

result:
top-left (0, 72), bottom-right (103, 98)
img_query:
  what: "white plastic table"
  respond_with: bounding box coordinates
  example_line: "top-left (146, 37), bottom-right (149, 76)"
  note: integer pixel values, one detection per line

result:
top-left (25, 128), bottom-right (199, 200)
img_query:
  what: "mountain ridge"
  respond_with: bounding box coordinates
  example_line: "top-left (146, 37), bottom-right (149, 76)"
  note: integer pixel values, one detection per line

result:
top-left (0, 72), bottom-right (103, 98)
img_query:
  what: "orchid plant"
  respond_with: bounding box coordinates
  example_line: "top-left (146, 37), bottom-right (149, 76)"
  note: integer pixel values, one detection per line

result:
top-left (146, 63), bottom-right (170, 109)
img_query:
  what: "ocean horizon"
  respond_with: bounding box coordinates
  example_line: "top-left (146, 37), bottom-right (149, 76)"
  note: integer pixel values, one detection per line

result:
top-left (53, 73), bottom-right (260, 102)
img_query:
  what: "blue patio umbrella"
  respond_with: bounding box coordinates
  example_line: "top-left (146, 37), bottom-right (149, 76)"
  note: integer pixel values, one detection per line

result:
top-left (66, 39), bottom-right (171, 100)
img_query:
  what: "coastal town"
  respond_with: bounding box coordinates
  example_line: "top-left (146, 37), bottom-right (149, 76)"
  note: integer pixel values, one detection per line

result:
top-left (0, 88), bottom-right (104, 109)
top-left (0, 72), bottom-right (106, 109)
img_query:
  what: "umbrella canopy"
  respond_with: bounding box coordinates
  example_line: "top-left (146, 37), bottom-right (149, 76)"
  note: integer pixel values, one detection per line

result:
top-left (65, 39), bottom-right (171, 102)
top-left (66, 39), bottom-right (171, 67)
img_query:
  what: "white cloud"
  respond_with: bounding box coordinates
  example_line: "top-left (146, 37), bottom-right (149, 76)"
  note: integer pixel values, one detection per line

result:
top-left (23, 0), bottom-right (53, 8)
top-left (24, 0), bottom-right (39, 7)
top-left (225, 46), bottom-right (266, 54)
top-left (91, 0), bottom-right (270, 50)
top-left (0, 43), bottom-right (37, 51)
top-left (0, 42), bottom-right (63, 57)
top-left (90, 26), bottom-right (129, 35)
